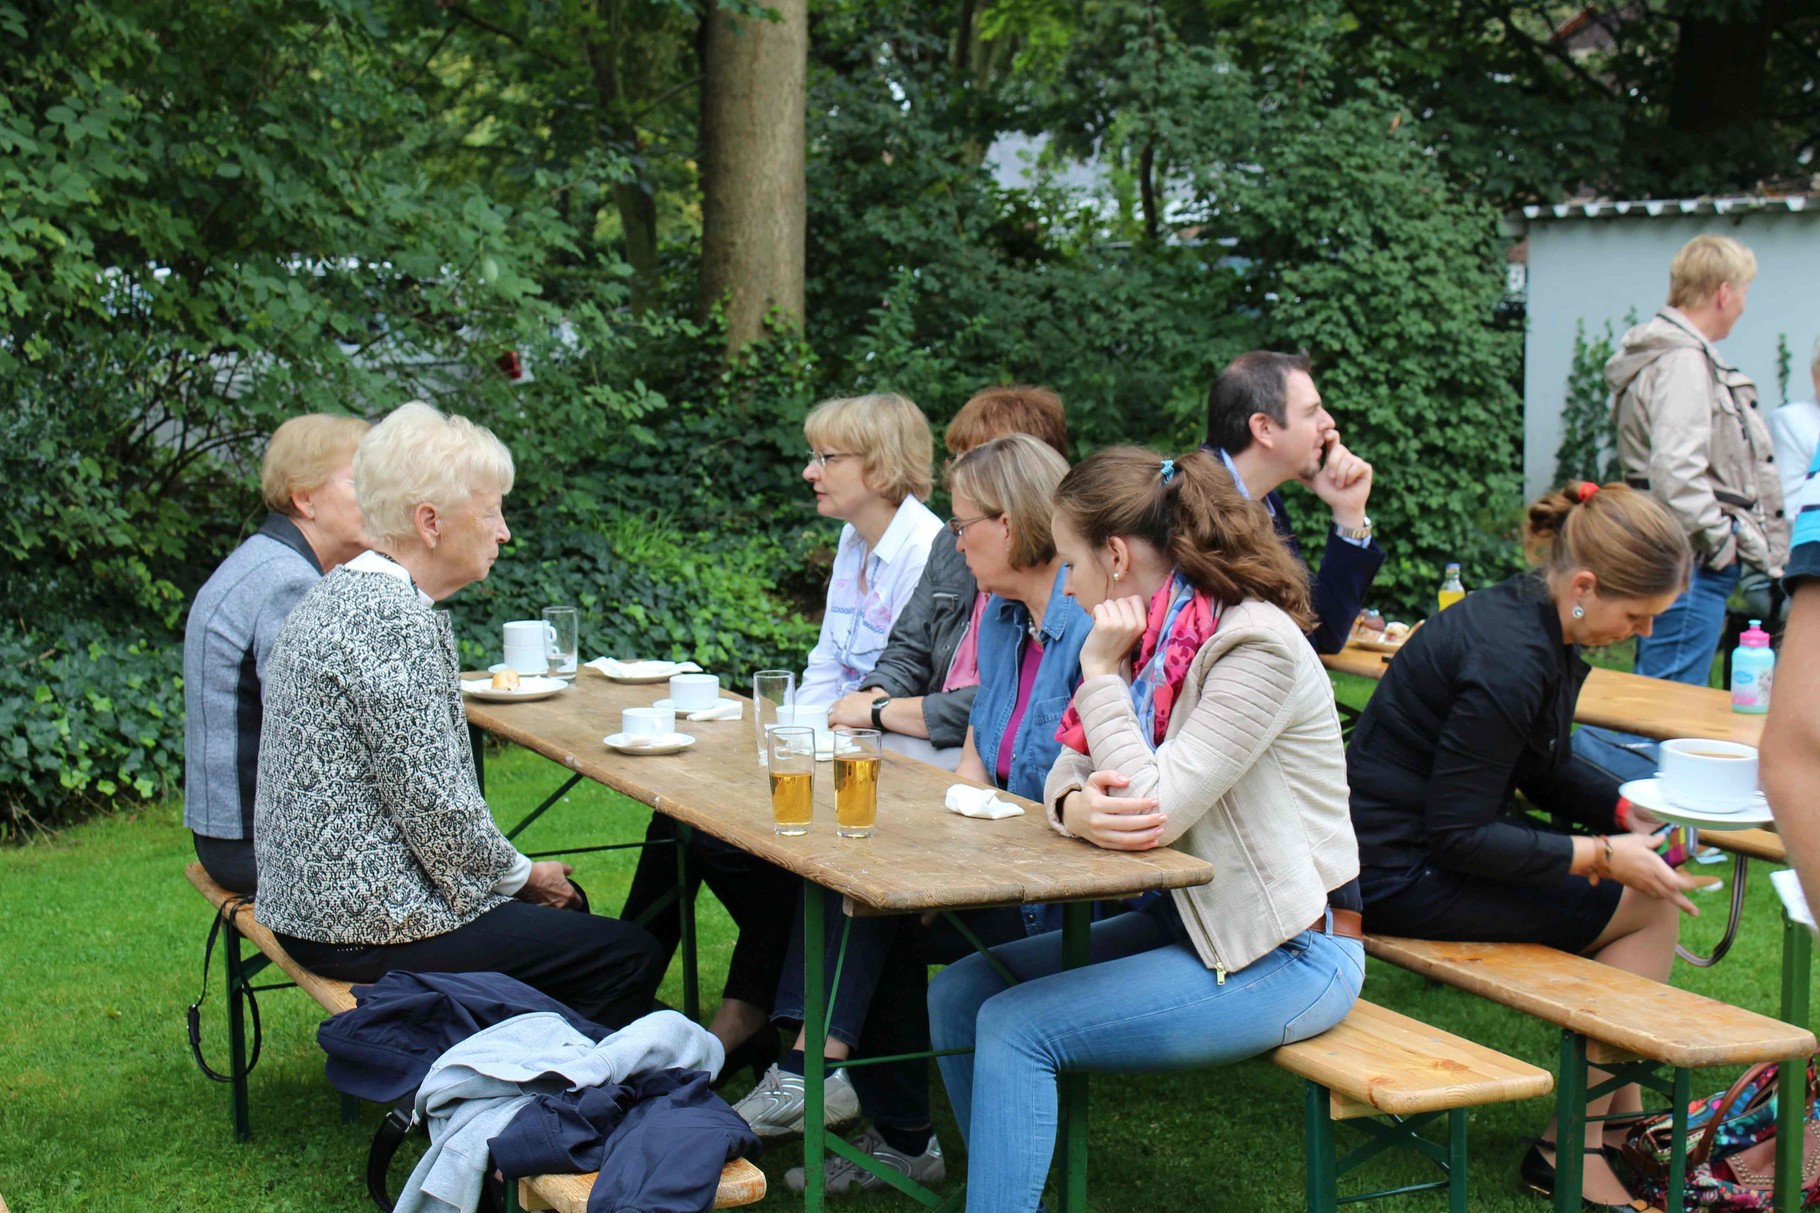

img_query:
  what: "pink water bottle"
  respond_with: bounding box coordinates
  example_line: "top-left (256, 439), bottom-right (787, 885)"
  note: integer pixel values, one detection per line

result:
top-left (1730, 619), bottom-right (1774, 715)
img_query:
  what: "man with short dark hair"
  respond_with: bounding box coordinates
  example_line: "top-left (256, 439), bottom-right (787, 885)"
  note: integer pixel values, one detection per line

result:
top-left (1203, 350), bottom-right (1383, 653)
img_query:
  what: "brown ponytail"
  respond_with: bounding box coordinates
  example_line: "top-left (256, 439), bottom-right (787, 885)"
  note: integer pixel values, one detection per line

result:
top-left (1525, 482), bottom-right (1692, 599)
top-left (1052, 446), bottom-right (1315, 628)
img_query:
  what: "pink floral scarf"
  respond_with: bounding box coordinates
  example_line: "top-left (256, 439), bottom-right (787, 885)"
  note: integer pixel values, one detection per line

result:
top-left (1058, 572), bottom-right (1220, 754)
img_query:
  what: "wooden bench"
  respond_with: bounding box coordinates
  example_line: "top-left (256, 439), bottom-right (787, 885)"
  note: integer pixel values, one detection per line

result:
top-left (1271, 998), bottom-right (1553, 1212)
top-left (186, 862), bottom-right (765, 1209)
top-left (512, 1158), bottom-right (767, 1212)
top-left (1366, 934), bottom-right (1817, 1213)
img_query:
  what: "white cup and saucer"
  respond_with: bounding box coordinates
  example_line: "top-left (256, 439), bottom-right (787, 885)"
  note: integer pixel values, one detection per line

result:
top-left (1617, 738), bottom-right (1772, 830)
top-left (653, 673), bottom-right (725, 713)
top-left (605, 706), bottom-right (695, 756)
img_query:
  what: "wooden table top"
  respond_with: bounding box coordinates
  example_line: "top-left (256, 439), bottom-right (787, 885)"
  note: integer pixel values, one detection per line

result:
top-left (463, 674), bottom-right (1214, 916)
top-left (1322, 643), bottom-right (1764, 745)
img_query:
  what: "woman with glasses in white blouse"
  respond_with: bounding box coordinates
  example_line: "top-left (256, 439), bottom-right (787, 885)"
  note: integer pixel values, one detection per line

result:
top-left (620, 392), bottom-right (943, 1088)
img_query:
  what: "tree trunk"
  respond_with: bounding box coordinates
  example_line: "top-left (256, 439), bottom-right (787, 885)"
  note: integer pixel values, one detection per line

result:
top-left (699, 0), bottom-right (807, 355)
top-left (582, 0), bottom-right (667, 315)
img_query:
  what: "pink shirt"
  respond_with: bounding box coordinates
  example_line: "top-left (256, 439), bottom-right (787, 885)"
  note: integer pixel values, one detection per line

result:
top-left (995, 633), bottom-right (1045, 785)
top-left (942, 591), bottom-right (989, 693)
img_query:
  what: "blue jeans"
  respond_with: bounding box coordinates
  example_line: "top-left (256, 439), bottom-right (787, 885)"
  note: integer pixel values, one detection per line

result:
top-left (928, 908), bottom-right (1365, 1213)
top-left (1634, 561), bottom-right (1739, 686)
top-left (1577, 561), bottom-right (1740, 781)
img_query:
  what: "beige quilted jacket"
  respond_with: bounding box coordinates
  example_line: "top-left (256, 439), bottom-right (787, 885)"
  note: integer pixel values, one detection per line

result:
top-left (1608, 308), bottom-right (1788, 576)
top-left (1043, 599), bottom-right (1359, 976)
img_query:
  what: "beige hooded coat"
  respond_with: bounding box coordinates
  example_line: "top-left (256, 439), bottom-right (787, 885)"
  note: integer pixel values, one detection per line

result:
top-left (1607, 308), bottom-right (1788, 576)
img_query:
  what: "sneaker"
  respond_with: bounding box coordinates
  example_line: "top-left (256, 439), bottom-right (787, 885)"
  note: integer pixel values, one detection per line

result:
top-left (729, 1063), bottom-right (860, 1140)
top-left (785, 1127), bottom-right (946, 1194)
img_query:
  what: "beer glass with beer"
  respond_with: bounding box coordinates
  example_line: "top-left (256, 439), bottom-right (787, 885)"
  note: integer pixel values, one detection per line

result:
top-left (768, 726), bottom-right (816, 835)
top-left (834, 728), bottom-right (881, 839)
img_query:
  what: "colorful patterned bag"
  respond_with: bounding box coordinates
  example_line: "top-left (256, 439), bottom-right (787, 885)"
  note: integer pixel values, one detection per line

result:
top-left (1620, 1060), bottom-right (1820, 1210)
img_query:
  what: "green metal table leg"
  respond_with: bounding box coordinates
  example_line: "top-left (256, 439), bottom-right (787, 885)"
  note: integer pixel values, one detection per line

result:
top-left (1555, 1031), bottom-right (1587, 1213)
top-left (676, 822), bottom-right (699, 1023)
top-left (1778, 911), bottom-right (1812, 1213)
top-left (1056, 902), bottom-right (1091, 1213)
top-left (803, 879), bottom-right (828, 1213)
top-left (1304, 1082), bottom-right (1337, 1213)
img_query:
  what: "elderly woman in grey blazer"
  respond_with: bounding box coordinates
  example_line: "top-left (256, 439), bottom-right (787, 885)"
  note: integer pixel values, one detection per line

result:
top-left (253, 401), bottom-right (663, 1027)
top-left (184, 413), bottom-right (370, 894)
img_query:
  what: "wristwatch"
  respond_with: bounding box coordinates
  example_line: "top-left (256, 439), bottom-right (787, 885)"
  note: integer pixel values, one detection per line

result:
top-left (869, 695), bottom-right (892, 731)
top-left (1333, 515), bottom-right (1373, 543)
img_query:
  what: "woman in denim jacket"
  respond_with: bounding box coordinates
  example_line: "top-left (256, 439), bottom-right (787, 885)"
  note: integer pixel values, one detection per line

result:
top-left (740, 435), bottom-right (1088, 1192)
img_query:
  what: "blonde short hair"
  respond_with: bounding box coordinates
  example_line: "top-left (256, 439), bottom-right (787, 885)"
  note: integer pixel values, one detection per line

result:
top-left (354, 401), bottom-right (515, 546)
top-left (945, 434), bottom-right (1071, 569)
top-left (804, 393), bottom-right (934, 504)
top-left (1668, 235), bottom-right (1757, 309)
top-left (260, 414), bottom-right (370, 514)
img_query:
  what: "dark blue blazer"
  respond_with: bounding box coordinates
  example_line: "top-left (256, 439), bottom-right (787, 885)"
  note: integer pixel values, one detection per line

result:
top-left (1263, 487), bottom-right (1385, 654)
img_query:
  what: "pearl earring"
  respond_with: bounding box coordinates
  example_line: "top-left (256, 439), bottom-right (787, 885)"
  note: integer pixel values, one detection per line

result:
top-left (1572, 603), bottom-right (1585, 619)
top-left (1112, 571), bottom-right (1121, 583)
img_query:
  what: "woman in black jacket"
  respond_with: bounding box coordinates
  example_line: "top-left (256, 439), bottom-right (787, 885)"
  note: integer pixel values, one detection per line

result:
top-left (1347, 482), bottom-right (1702, 1210)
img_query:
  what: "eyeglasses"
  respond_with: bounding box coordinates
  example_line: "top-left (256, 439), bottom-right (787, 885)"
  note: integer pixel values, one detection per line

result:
top-left (806, 449), bottom-right (858, 468)
top-left (947, 513), bottom-right (1001, 537)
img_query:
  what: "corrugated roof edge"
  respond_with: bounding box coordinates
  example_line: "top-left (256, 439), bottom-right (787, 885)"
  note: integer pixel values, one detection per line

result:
top-left (1506, 194), bottom-right (1814, 234)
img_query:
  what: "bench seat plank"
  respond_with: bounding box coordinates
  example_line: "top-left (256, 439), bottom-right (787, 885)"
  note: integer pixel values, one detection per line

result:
top-left (517, 1157), bottom-right (767, 1211)
top-left (1273, 999), bottom-right (1553, 1120)
top-left (186, 863), bottom-right (355, 1015)
top-left (1364, 935), bottom-right (1814, 1069)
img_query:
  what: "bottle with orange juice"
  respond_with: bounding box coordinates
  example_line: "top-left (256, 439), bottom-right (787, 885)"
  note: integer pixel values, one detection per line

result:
top-left (1437, 563), bottom-right (1465, 612)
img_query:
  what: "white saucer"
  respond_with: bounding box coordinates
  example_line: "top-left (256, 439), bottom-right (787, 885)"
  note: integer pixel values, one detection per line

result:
top-left (1618, 778), bottom-right (1773, 830)
top-left (816, 736), bottom-right (863, 762)
top-left (604, 732), bottom-right (696, 756)
top-left (652, 696), bottom-right (733, 712)
top-left (461, 676), bottom-right (569, 703)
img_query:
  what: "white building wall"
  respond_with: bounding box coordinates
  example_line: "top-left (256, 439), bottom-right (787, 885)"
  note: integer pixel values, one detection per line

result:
top-left (1522, 208), bottom-right (1820, 501)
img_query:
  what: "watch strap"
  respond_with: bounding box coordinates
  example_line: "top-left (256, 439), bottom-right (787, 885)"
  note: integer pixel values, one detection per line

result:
top-left (869, 695), bottom-right (891, 731)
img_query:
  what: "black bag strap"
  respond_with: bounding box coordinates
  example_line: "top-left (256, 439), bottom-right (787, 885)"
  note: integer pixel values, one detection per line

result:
top-left (365, 1103), bottom-right (505, 1213)
top-left (187, 897), bottom-right (263, 1083)
top-left (367, 1101), bottom-right (415, 1212)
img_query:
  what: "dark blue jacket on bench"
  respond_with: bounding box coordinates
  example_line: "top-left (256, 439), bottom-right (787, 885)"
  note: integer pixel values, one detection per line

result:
top-left (319, 970), bottom-right (609, 1104)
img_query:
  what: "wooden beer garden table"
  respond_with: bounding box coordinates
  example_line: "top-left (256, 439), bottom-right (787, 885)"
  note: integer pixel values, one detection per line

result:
top-left (1324, 640), bottom-right (1809, 1209)
top-left (463, 671), bottom-right (1214, 1213)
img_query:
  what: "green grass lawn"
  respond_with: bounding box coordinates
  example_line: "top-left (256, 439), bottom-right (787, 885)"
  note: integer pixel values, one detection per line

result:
top-left (0, 725), bottom-right (1801, 1212)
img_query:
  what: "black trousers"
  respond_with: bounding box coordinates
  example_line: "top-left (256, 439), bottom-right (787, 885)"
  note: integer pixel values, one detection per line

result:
top-left (277, 900), bottom-right (666, 1029)
top-left (619, 815), bottom-right (797, 1010)
top-left (193, 832), bottom-right (258, 896)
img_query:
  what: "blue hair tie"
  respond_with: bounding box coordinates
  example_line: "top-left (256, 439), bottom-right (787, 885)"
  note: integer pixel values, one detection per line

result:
top-left (1159, 458), bottom-right (1176, 484)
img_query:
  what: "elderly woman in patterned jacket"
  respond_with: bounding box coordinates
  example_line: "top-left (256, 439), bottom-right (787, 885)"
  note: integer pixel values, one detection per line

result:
top-left (252, 401), bottom-right (664, 1028)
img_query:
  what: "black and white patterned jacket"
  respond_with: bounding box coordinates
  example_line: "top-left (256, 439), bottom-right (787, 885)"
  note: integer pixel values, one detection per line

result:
top-left (253, 553), bottom-right (520, 944)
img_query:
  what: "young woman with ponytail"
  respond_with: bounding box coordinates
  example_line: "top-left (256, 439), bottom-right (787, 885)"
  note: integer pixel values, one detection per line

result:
top-left (1346, 482), bottom-right (1701, 1209)
top-left (927, 447), bottom-right (1365, 1213)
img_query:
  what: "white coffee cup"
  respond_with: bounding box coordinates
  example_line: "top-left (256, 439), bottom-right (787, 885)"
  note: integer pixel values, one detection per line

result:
top-left (503, 619), bottom-right (550, 675)
top-left (1657, 738), bottom-right (1759, 811)
top-left (775, 703), bottom-right (831, 744)
top-left (669, 673), bottom-right (721, 711)
top-left (623, 706), bottom-right (676, 739)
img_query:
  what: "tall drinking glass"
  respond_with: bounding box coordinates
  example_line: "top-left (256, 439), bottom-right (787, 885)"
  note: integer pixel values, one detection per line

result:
top-left (834, 729), bottom-right (881, 839)
top-left (753, 669), bottom-right (795, 768)
top-left (543, 606), bottom-right (579, 679)
top-left (768, 727), bottom-right (816, 836)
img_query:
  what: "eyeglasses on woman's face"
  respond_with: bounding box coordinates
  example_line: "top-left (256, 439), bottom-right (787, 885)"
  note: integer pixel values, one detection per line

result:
top-left (806, 449), bottom-right (858, 469)
top-left (947, 512), bottom-right (1002, 538)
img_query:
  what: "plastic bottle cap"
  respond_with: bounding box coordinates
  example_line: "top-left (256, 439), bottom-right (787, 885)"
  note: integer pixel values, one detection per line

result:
top-left (1740, 619), bottom-right (1771, 648)
top-left (1444, 563), bottom-right (1460, 573)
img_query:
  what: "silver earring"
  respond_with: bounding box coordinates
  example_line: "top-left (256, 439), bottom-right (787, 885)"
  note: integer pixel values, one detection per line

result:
top-left (1572, 603), bottom-right (1585, 619)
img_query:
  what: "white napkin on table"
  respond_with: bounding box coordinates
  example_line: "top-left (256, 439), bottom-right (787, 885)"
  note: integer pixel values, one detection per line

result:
top-left (945, 785), bottom-right (1024, 819)
top-left (683, 700), bottom-right (743, 722)
top-left (1772, 869), bottom-right (1816, 933)
top-left (584, 658), bottom-right (703, 680)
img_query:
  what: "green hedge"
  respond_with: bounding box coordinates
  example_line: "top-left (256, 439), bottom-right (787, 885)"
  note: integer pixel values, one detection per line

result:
top-left (0, 623), bottom-right (185, 839)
